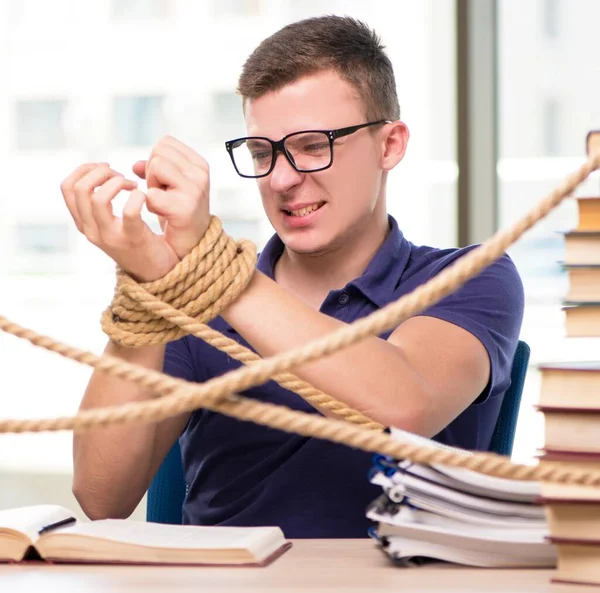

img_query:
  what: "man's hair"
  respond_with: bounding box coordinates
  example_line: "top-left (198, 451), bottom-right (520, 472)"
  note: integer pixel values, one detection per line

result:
top-left (237, 15), bottom-right (400, 122)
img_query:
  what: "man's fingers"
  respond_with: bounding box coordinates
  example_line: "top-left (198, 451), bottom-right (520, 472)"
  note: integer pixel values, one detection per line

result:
top-left (60, 163), bottom-right (100, 231)
top-left (150, 144), bottom-right (208, 188)
top-left (132, 160), bottom-right (147, 180)
top-left (145, 187), bottom-right (172, 218)
top-left (72, 166), bottom-right (123, 232)
top-left (146, 187), bottom-right (192, 225)
top-left (159, 135), bottom-right (209, 172)
top-left (121, 189), bottom-right (148, 238)
top-left (90, 176), bottom-right (138, 233)
top-left (146, 156), bottom-right (197, 196)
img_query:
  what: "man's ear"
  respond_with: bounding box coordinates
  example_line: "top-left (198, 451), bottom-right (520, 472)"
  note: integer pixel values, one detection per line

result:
top-left (381, 121), bottom-right (409, 171)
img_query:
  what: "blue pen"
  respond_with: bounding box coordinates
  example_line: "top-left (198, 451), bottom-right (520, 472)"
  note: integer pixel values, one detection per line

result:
top-left (38, 517), bottom-right (76, 535)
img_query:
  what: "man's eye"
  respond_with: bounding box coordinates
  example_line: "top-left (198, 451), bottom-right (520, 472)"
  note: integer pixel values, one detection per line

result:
top-left (251, 151), bottom-right (271, 161)
top-left (303, 143), bottom-right (329, 153)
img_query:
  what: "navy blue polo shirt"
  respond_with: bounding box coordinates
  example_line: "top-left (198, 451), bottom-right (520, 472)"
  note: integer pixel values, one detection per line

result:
top-left (165, 215), bottom-right (524, 538)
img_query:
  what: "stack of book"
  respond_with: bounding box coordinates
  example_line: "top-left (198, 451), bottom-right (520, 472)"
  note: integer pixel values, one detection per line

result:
top-left (562, 195), bottom-right (600, 337)
top-left (366, 428), bottom-right (556, 568)
top-left (536, 130), bottom-right (600, 586)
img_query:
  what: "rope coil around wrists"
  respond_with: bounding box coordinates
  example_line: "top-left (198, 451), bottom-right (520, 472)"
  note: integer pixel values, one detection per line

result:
top-left (101, 216), bottom-right (257, 347)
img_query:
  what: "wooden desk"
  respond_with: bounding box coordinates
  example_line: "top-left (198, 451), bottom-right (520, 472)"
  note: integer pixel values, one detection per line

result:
top-left (0, 539), bottom-right (571, 592)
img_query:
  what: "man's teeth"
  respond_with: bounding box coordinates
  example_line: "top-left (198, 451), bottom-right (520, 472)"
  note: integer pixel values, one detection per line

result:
top-left (289, 203), bottom-right (321, 217)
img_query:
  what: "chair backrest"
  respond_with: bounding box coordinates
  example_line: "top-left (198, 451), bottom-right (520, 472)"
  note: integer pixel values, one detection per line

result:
top-left (146, 339), bottom-right (531, 523)
top-left (146, 439), bottom-right (186, 524)
top-left (488, 340), bottom-right (530, 456)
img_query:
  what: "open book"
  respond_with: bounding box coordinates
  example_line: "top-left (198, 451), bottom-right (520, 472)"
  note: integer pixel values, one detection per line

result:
top-left (0, 505), bottom-right (291, 566)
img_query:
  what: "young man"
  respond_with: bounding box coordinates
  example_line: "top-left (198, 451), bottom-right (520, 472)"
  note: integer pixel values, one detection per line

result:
top-left (63, 16), bottom-right (524, 538)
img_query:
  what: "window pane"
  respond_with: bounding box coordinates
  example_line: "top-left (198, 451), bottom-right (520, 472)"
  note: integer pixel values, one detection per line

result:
top-left (9, 0), bottom-right (75, 24)
top-left (212, 92), bottom-right (245, 141)
top-left (497, 0), bottom-right (600, 462)
top-left (15, 100), bottom-right (68, 150)
top-left (541, 0), bottom-right (560, 39)
top-left (221, 217), bottom-right (262, 244)
top-left (113, 95), bottom-right (165, 147)
top-left (15, 223), bottom-right (70, 255)
top-left (212, 0), bottom-right (261, 17)
top-left (111, 0), bottom-right (169, 19)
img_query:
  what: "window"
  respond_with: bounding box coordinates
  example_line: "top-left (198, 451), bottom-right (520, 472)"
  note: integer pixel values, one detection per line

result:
top-left (542, 0), bottom-right (560, 39)
top-left (15, 223), bottom-right (70, 255)
top-left (221, 217), bottom-right (262, 245)
top-left (111, 0), bottom-right (169, 20)
top-left (15, 100), bottom-right (68, 151)
top-left (113, 95), bottom-right (165, 147)
top-left (497, 0), bottom-right (600, 462)
top-left (542, 98), bottom-right (561, 156)
top-left (212, 0), bottom-right (261, 18)
top-left (212, 92), bottom-right (245, 141)
top-left (9, 0), bottom-right (74, 24)
top-left (10, 223), bottom-right (73, 276)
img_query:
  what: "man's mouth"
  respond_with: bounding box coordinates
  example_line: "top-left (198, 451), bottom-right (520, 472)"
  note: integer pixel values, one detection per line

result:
top-left (283, 202), bottom-right (326, 217)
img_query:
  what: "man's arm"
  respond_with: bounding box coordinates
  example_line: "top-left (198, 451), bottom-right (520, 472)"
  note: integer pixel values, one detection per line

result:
top-left (72, 341), bottom-right (190, 520)
top-left (221, 271), bottom-right (491, 435)
top-left (61, 138), bottom-right (211, 520)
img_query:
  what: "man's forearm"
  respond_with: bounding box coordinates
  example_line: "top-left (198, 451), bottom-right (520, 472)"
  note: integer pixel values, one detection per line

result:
top-left (221, 271), bottom-right (432, 429)
top-left (73, 341), bottom-right (187, 519)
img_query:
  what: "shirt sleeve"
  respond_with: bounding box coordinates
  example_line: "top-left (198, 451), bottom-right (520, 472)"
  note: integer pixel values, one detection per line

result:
top-left (163, 337), bottom-right (197, 383)
top-left (415, 251), bottom-right (525, 404)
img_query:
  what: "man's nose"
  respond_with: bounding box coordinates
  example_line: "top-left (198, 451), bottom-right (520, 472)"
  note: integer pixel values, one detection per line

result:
top-left (269, 150), bottom-right (304, 193)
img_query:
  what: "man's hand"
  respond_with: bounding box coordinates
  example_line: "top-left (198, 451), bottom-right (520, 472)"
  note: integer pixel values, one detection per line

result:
top-left (61, 136), bottom-right (211, 283)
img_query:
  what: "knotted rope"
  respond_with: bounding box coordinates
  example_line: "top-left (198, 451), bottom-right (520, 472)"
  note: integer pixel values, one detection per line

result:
top-left (101, 216), bottom-right (257, 346)
top-left (1, 151), bottom-right (600, 487)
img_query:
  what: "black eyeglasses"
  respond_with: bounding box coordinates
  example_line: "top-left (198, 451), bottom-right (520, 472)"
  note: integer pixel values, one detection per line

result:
top-left (224, 120), bottom-right (390, 179)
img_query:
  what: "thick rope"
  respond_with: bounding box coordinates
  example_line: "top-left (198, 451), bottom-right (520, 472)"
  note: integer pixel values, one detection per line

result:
top-left (101, 216), bottom-right (257, 345)
top-left (100, 215), bottom-right (381, 429)
top-left (1, 154), bottom-right (599, 486)
top-left (0, 321), bottom-right (597, 485)
top-left (110, 287), bottom-right (383, 429)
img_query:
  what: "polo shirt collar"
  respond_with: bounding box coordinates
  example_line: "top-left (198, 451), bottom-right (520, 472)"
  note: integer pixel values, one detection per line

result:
top-left (256, 215), bottom-right (411, 307)
top-left (347, 215), bottom-right (411, 307)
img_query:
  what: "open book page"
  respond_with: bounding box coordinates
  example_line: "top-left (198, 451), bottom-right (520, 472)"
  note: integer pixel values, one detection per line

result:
top-left (40, 519), bottom-right (286, 562)
top-left (0, 505), bottom-right (75, 544)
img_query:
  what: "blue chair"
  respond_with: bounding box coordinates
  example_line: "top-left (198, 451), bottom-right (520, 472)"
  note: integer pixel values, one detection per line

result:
top-left (146, 438), bottom-right (186, 524)
top-left (488, 339), bottom-right (530, 456)
top-left (146, 340), bottom-right (530, 524)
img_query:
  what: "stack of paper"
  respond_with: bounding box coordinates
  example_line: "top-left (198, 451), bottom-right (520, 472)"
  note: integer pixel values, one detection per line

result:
top-left (366, 428), bottom-right (557, 568)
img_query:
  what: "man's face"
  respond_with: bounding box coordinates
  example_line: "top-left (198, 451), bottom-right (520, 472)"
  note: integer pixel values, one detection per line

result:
top-left (244, 70), bottom-right (388, 256)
